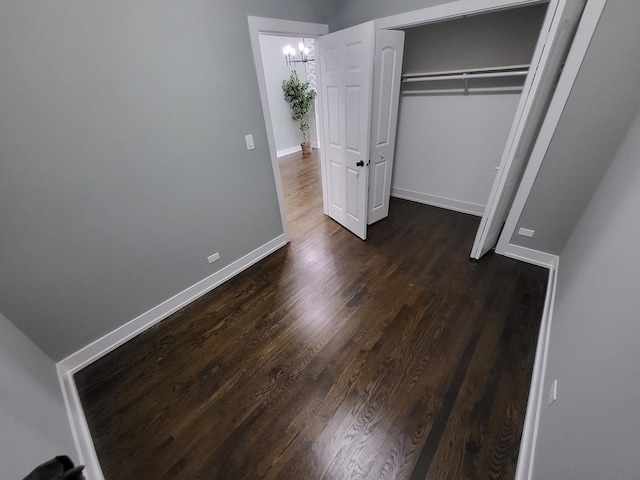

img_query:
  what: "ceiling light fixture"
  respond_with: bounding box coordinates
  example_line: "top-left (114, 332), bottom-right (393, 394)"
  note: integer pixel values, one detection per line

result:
top-left (283, 39), bottom-right (314, 66)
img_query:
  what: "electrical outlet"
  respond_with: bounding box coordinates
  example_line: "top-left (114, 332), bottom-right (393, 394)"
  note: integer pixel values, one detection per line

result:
top-left (207, 252), bottom-right (220, 264)
top-left (245, 134), bottom-right (255, 150)
top-left (548, 379), bottom-right (558, 406)
top-left (518, 227), bottom-right (535, 238)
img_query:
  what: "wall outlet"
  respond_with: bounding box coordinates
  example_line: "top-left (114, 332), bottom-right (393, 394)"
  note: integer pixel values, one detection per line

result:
top-left (245, 134), bottom-right (255, 150)
top-left (548, 379), bottom-right (558, 406)
top-left (518, 227), bottom-right (535, 238)
top-left (207, 252), bottom-right (221, 264)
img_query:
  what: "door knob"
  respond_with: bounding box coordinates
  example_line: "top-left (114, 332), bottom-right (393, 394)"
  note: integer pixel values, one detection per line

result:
top-left (356, 160), bottom-right (364, 167)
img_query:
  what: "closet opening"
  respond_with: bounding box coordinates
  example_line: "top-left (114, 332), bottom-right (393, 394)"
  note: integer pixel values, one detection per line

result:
top-left (391, 3), bottom-right (549, 225)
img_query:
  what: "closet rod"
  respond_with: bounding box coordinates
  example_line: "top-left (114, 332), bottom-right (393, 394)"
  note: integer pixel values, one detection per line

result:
top-left (402, 69), bottom-right (528, 83)
top-left (402, 86), bottom-right (524, 95)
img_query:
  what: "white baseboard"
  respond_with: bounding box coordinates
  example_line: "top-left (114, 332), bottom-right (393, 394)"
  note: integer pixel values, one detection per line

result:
top-left (311, 141), bottom-right (320, 149)
top-left (56, 233), bottom-right (288, 480)
top-left (498, 243), bottom-right (559, 270)
top-left (277, 145), bottom-right (302, 157)
top-left (514, 257), bottom-right (559, 480)
top-left (391, 187), bottom-right (484, 216)
top-left (57, 365), bottom-right (105, 480)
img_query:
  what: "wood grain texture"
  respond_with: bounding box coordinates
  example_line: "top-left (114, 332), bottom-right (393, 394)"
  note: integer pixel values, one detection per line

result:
top-left (75, 150), bottom-right (547, 480)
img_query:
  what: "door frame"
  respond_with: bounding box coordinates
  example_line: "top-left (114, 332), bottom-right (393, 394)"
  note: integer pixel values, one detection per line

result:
top-left (250, 0), bottom-right (594, 252)
top-left (248, 0), bottom-right (548, 243)
top-left (495, 0), bottom-right (607, 259)
top-left (247, 16), bottom-right (329, 242)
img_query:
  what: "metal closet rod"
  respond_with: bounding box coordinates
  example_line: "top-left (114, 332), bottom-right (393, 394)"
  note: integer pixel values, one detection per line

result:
top-left (402, 67), bottom-right (529, 83)
top-left (401, 86), bottom-right (524, 95)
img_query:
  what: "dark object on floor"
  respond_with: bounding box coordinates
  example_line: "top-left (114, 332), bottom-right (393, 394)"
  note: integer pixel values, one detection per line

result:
top-left (23, 456), bottom-right (85, 480)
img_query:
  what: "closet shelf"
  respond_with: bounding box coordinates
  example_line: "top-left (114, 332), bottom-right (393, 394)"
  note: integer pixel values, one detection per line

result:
top-left (401, 64), bottom-right (530, 83)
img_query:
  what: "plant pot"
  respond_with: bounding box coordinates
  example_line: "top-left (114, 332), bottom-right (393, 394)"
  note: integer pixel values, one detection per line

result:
top-left (301, 141), bottom-right (312, 157)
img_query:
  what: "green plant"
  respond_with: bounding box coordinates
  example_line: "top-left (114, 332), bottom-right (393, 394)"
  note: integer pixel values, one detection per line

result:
top-left (282, 71), bottom-right (316, 143)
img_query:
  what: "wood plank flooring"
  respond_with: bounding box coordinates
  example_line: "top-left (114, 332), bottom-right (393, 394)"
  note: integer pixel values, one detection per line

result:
top-left (75, 150), bottom-right (548, 480)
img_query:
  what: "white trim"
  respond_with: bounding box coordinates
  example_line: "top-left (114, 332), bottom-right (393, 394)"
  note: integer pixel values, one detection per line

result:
top-left (277, 145), bottom-right (302, 158)
top-left (57, 233), bottom-right (287, 480)
top-left (500, 242), bottom-right (559, 269)
top-left (470, 0), bottom-right (564, 260)
top-left (495, 0), bottom-right (608, 254)
top-left (311, 141), bottom-right (320, 149)
top-left (374, 0), bottom-right (547, 30)
top-left (514, 256), bottom-right (559, 480)
top-left (391, 187), bottom-right (484, 216)
top-left (58, 233), bottom-right (287, 373)
top-left (57, 365), bottom-right (104, 480)
top-left (247, 17), bottom-right (329, 233)
top-left (312, 34), bottom-right (330, 216)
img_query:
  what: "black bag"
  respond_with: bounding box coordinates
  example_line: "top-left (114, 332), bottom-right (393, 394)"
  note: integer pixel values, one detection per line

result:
top-left (23, 456), bottom-right (85, 480)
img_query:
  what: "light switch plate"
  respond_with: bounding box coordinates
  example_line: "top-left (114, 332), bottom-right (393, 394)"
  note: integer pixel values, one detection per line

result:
top-left (245, 134), bottom-right (255, 150)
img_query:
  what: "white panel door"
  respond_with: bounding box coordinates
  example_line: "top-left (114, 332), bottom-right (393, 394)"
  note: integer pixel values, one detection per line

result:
top-left (470, 0), bottom-right (587, 259)
top-left (368, 29), bottom-right (405, 225)
top-left (318, 22), bottom-right (375, 240)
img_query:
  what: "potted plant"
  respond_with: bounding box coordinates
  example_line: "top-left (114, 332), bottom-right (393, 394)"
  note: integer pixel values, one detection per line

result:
top-left (282, 71), bottom-right (316, 157)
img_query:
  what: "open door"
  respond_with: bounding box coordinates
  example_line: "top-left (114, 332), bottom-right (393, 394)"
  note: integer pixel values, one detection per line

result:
top-left (318, 22), bottom-right (375, 240)
top-left (368, 29), bottom-right (405, 225)
top-left (470, 0), bottom-right (587, 259)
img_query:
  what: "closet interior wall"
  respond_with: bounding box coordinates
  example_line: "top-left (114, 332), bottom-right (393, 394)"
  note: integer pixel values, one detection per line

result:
top-left (391, 4), bottom-right (548, 216)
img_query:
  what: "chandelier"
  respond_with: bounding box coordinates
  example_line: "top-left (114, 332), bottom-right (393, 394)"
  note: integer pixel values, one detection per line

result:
top-left (283, 40), bottom-right (314, 66)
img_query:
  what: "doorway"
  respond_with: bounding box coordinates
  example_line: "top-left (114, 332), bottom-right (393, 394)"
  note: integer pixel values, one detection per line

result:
top-left (249, 0), bottom-right (584, 251)
top-left (257, 34), bottom-right (319, 158)
top-left (248, 17), bottom-right (329, 243)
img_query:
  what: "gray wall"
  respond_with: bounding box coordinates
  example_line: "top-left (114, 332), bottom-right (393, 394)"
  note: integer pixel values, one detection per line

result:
top-left (532, 104), bottom-right (640, 480)
top-left (257, 34), bottom-right (316, 154)
top-left (329, 0), bottom-right (457, 31)
top-left (509, 0), bottom-right (640, 254)
top-left (0, 0), bottom-right (336, 361)
top-left (402, 4), bottom-right (547, 75)
top-left (0, 311), bottom-right (76, 478)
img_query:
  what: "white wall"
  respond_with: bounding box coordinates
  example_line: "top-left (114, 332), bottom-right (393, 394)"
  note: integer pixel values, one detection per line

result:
top-left (0, 311), bottom-right (76, 478)
top-left (531, 104), bottom-right (640, 480)
top-left (392, 93), bottom-right (521, 214)
top-left (391, 6), bottom-right (544, 215)
top-left (258, 34), bottom-right (318, 156)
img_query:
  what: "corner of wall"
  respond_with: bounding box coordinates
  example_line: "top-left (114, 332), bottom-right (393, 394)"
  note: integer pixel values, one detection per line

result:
top-left (514, 256), bottom-right (559, 480)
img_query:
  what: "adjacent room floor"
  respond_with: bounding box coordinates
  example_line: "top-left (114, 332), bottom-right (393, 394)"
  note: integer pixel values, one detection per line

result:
top-left (75, 150), bottom-right (548, 480)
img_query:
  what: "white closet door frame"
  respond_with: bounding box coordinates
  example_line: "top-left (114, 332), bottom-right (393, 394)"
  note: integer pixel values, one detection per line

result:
top-left (470, 0), bottom-right (588, 260)
top-left (375, 0), bottom-right (587, 261)
top-left (496, 0), bottom-right (608, 259)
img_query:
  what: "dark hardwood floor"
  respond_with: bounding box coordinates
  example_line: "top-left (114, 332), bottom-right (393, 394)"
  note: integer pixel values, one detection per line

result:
top-left (75, 150), bottom-right (548, 480)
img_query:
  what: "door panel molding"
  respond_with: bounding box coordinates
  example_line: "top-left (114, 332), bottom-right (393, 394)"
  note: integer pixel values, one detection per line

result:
top-left (318, 22), bottom-right (375, 239)
top-left (368, 29), bottom-right (405, 225)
